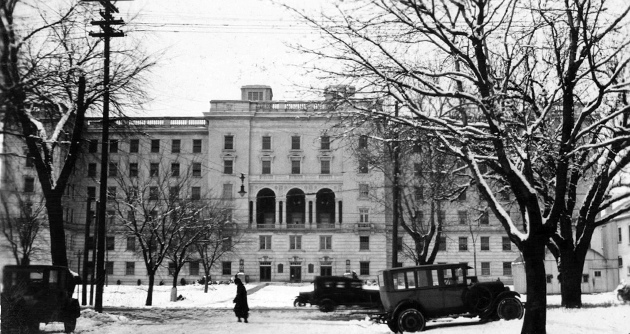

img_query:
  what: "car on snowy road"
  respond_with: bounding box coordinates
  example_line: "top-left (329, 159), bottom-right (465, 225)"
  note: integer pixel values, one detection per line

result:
top-left (1, 265), bottom-right (82, 333)
top-left (294, 275), bottom-right (382, 312)
top-left (373, 263), bottom-right (524, 332)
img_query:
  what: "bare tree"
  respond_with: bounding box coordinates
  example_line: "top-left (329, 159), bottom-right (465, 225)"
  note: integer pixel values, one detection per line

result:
top-left (0, 191), bottom-right (47, 265)
top-left (287, 0), bottom-right (630, 332)
top-left (0, 0), bottom-right (155, 266)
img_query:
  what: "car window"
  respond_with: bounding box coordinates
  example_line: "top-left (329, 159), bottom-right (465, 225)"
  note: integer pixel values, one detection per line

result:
top-left (323, 281), bottom-right (334, 288)
top-left (336, 281), bottom-right (346, 289)
top-left (350, 281), bottom-right (362, 289)
top-left (417, 270), bottom-right (433, 287)
top-left (406, 271), bottom-right (417, 289)
top-left (393, 272), bottom-right (406, 290)
top-left (29, 271), bottom-right (44, 283)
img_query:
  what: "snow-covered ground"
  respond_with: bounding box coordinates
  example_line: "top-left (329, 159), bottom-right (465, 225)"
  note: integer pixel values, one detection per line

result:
top-left (8, 282), bottom-right (630, 333)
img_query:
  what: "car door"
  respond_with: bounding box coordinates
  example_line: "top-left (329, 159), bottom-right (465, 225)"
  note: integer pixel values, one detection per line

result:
top-left (439, 268), bottom-right (467, 313)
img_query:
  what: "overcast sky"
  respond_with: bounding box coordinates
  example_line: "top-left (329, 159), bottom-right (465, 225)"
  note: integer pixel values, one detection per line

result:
top-left (111, 0), bottom-right (329, 117)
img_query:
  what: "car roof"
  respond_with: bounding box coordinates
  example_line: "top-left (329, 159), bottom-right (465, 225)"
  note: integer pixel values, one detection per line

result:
top-left (3, 265), bottom-right (72, 272)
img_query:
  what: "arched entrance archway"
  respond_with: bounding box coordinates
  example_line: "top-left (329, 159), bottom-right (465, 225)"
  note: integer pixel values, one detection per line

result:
top-left (256, 188), bottom-right (276, 227)
top-left (286, 188), bottom-right (305, 227)
top-left (316, 188), bottom-right (336, 226)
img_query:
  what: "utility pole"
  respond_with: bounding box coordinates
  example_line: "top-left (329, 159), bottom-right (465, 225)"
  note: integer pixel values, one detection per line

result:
top-left (391, 102), bottom-right (400, 268)
top-left (81, 197), bottom-right (93, 305)
top-left (85, 0), bottom-right (125, 313)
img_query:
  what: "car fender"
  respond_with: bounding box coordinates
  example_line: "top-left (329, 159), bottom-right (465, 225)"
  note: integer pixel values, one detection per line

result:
top-left (391, 299), bottom-right (424, 321)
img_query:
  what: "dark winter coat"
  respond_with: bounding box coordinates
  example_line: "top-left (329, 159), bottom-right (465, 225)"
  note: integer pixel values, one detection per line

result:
top-left (233, 278), bottom-right (249, 318)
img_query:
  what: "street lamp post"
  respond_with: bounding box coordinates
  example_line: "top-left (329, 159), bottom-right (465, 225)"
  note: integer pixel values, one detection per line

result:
top-left (238, 173), bottom-right (247, 197)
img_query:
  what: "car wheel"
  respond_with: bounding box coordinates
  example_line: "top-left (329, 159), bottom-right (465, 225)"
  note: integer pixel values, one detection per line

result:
top-left (318, 299), bottom-right (336, 313)
top-left (466, 286), bottom-right (493, 312)
top-left (293, 298), bottom-right (306, 307)
top-left (64, 318), bottom-right (77, 333)
top-left (386, 319), bottom-right (400, 333)
top-left (397, 308), bottom-right (425, 332)
top-left (496, 297), bottom-right (524, 321)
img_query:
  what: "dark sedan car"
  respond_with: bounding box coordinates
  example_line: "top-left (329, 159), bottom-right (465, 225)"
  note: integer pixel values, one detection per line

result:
top-left (294, 276), bottom-right (382, 312)
top-left (374, 263), bottom-right (524, 332)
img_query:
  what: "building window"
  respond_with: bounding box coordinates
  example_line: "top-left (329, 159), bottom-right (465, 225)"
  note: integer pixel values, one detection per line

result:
top-left (321, 136), bottom-right (330, 150)
top-left (619, 227), bottom-right (623, 243)
top-left (171, 163), bottom-right (180, 177)
top-left (224, 135), bottom-right (234, 150)
top-left (359, 236), bottom-right (370, 250)
top-left (149, 163), bottom-right (159, 177)
top-left (360, 262), bottom-right (370, 275)
top-left (481, 262), bottom-right (490, 276)
top-left (170, 139), bottom-right (180, 153)
top-left (358, 135), bottom-right (368, 149)
top-left (359, 208), bottom-right (369, 223)
top-left (104, 262), bottom-right (113, 275)
top-left (222, 236), bottom-right (232, 252)
top-left (87, 186), bottom-right (96, 200)
top-left (619, 257), bottom-right (624, 268)
top-left (438, 236), bottom-right (446, 251)
top-left (291, 160), bottom-right (301, 174)
top-left (415, 186), bottom-right (423, 201)
top-left (414, 211), bottom-right (424, 225)
top-left (358, 159), bottom-right (368, 174)
top-left (458, 210), bottom-right (468, 224)
top-left (191, 187), bottom-right (201, 200)
top-left (109, 139), bottom-right (118, 153)
top-left (192, 162), bottom-right (202, 177)
top-left (88, 139), bottom-right (98, 153)
top-left (481, 236), bottom-right (490, 251)
top-left (291, 136), bottom-right (301, 150)
top-left (414, 163), bottom-right (422, 178)
top-left (458, 237), bottom-right (468, 251)
top-left (128, 163), bottom-right (138, 178)
top-left (222, 184), bottom-right (233, 199)
top-left (290, 235), bottom-right (302, 250)
top-left (480, 210), bottom-right (489, 225)
top-left (24, 177), bottom-right (35, 193)
top-left (189, 261), bottom-right (199, 276)
top-left (260, 235), bottom-right (272, 250)
top-left (88, 163), bottom-right (97, 177)
top-left (502, 237), bottom-right (512, 251)
top-left (149, 187), bottom-right (159, 200)
top-left (262, 136), bottom-right (271, 150)
top-left (582, 274), bottom-right (589, 283)
top-left (193, 139), bottom-right (202, 153)
top-left (23, 149), bottom-right (34, 167)
top-left (308, 264), bottom-right (314, 273)
top-left (169, 186), bottom-right (179, 200)
top-left (262, 160), bottom-right (271, 174)
top-left (108, 162), bottom-right (118, 177)
top-left (359, 184), bottom-right (369, 199)
top-left (437, 210), bottom-right (446, 223)
top-left (397, 236), bottom-right (403, 252)
top-left (321, 160), bottom-right (330, 174)
top-left (546, 274), bottom-right (553, 283)
top-left (248, 91), bottom-right (262, 100)
top-left (130, 139), bottom-right (139, 153)
top-left (150, 139), bottom-right (160, 153)
top-left (126, 237), bottom-right (135, 251)
top-left (125, 262), bottom-right (135, 275)
top-left (222, 262), bottom-right (232, 275)
top-left (107, 186), bottom-right (116, 200)
top-left (457, 190), bottom-right (467, 201)
top-left (503, 262), bottom-right (512, 276)
top-left (320, 236), bottom-right (332, 250)
top-left (278, 264), bottom-right (283, 274)
top-left (106, 236), bottom-right (115, 250)
top-left (224, 160), bottom-right (233, 174)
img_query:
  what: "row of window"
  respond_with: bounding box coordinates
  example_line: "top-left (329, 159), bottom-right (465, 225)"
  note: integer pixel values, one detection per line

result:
top-left (88, 139), bottom-right (203, 154)
top-left (220, 261), bottom-right (372, 276)
top-left (87, 162), bottom-right (204, 178)
top-left (258, 235), bottom-right (372, 251)
top-left (223, 135), bottom-right (334, 151)
top-left (397, 236), bottom-right (513, 252)
top-left (87, 186), bottom-right (204, 201)
top-left (411, 209), bottom-right (491, 225)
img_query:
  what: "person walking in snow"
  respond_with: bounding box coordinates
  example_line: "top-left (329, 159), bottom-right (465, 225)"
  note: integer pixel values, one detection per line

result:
top-left (233, 276), bottom-right (249, 323)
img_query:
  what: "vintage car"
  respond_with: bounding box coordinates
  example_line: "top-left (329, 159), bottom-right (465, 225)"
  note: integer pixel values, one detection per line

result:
top-left (1, 265), bottom-right (82, 334)
top-left (374, 263), bottom-right (524, 332)
top-left (294, 275), bottom-right (382, 312)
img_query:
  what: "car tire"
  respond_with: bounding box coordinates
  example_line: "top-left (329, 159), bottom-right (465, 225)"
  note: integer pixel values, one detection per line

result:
top-left (64, 318), bottom-right (77, 333)
top-left (496, 297), bottom-right (524, 321)
top-left (293, 298), bottom-right (306, 307)
top-left (318, 299), bottom-right (336, 313)
top-left (397, 308), bottom-right (425, 332)
top-left (386, 319), bottom-right (400, 333)
top-left (465, 286), bottom-right (493, 312)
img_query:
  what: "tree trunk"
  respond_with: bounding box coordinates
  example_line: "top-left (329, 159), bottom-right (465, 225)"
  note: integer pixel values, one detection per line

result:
top-left (559, 250), bottom-right (583, 308)
top-left (45, 195), bottom-right (68, 266)
top-left (171, 271), bottom-right (179, 302)
top-left (145, 273), bottom-right (155, 306)
top-left (521, 241), bottom-right (547, 334)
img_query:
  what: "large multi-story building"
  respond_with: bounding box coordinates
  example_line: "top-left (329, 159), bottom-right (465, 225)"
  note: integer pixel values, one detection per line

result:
top-left (2, 85), bottom-right (538, 285)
